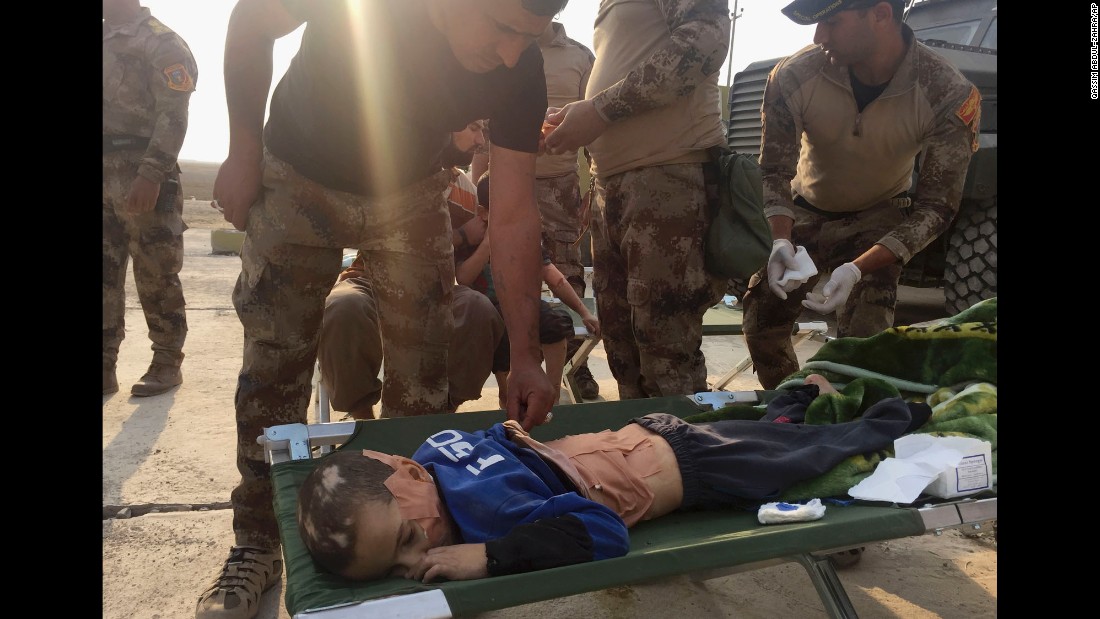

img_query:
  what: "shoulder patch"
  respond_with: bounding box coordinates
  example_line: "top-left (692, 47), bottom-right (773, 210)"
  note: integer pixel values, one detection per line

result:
top-left (147, 17), bottom-right (171, 35)
top-left (164, 63), bottom-right (195, 92)
top-left (955, 85), bottom-right (981, 152)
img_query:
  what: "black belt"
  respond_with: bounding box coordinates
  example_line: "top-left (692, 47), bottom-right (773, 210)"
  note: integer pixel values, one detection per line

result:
top-left (103, 135), bottom-right (150, 153)
top-left (793, 192), bottom-right (909, 220)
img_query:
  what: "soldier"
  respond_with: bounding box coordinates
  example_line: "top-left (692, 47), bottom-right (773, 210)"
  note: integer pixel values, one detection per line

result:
top-left (741, 0), bottom-right (981, 390)
top-left (317, 123), bottom-right (505, 421)
top-left (542, 0), bottom-right (731, 401)
top-left (103, 0), bottom-right (197, 397)
top-left (198, 2), bottom-right (568, 618)
top-left (470, 22), bottom-right (599, 398)
top-left (534, 21), bottom-right (600, 400)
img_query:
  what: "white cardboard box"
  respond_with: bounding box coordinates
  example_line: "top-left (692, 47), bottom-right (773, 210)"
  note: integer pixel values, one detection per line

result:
top-left (895, 434), bottom-right (993, 499)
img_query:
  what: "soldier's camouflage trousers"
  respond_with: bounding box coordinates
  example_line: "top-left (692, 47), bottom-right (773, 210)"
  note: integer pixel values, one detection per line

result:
top-left (102, 152), bottom-right (187, 370)
top-left (232, 149), bottom-right (453, 550)
top-left (592, 163), bottom-right (726, 400)
top-left (742, 198), bottom-right (907, 389)
top-left (536, 173), bottom-right (585, 298)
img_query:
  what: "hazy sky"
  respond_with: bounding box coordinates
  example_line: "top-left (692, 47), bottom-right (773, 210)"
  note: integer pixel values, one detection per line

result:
top-left (136, 1), bottom-right (813, 163)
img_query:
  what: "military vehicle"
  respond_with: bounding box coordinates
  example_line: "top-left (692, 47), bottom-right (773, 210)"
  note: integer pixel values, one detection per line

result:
top-left (725, 0), bottom-right (997, 315)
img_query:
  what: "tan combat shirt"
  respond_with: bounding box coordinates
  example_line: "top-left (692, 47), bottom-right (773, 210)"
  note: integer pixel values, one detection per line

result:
top-left (585, 0), bottom-right (729, 178)
top-left (103, 6), bottom-right (197, 183)
top-left (759, 26), bottom-right (981, 263)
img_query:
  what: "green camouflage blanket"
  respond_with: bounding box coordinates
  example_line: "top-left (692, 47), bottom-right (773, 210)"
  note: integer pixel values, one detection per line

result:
top-left (685, 298), bottom-right (997, 502)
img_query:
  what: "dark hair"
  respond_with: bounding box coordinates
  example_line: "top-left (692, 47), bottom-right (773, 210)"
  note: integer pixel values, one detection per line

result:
top-left (522, 0), bottom-right (569, 17)
top-left (297, 451), bottom-right (397, 576)
top-left (476, 173), bottom-right (491, 210)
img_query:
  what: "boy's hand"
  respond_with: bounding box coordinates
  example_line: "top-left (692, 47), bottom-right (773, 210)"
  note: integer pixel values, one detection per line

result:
top-left (582, 316), bottom-right (600, 339)
top-left (408, 543), bottom-right (489, 583)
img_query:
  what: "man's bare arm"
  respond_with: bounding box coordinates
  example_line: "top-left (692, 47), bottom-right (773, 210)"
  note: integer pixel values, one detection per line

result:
top-left (213, 0), bottom-right (303, 230)
top-left (487, 144), bottom-right (556, 429)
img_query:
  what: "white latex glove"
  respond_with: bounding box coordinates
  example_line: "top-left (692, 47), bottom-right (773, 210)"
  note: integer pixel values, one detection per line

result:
top-left (767, 239), bottom-right (801, 299)
top-left (802, 262), bottom-right (861, 314)
top-left (776, 246), bottom-right (818, 290)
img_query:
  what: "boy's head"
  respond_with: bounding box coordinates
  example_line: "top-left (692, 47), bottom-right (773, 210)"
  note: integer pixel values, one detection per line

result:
top-left (476, 172), bottom-right (491, 221)
top-left (297, 449), bottom-right (455, 581)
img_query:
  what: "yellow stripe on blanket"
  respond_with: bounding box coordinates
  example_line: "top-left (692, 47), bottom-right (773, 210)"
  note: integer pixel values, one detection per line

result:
top-left (888, 321), bottom-right (997, 341)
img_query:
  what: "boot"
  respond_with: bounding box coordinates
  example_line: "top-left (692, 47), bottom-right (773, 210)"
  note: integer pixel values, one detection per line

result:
top-left (574, 364), bottom-right (600, 400)
top-left (131, 362), bottom-right (183, 397)
top-left (103, 364), bottom-right (119, 396)
top-left (195, 545), bottom-right (283, 619)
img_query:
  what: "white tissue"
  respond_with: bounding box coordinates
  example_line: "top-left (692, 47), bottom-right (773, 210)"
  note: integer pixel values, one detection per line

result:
top-left (776, 246), bottom-right (818, 288)
top-left (757, 498), bottom-right (826, 524)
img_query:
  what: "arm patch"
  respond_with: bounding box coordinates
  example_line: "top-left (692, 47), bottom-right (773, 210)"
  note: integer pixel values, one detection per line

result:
top-left (164, 63), bottom-right (195, 92)
top-left (954, 85), bottom-right (981, 152)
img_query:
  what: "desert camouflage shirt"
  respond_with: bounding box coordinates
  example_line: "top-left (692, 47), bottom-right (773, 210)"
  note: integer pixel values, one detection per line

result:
top-left (759, 26), bottom-right (980, 263)
top-left (103, 6), bottom-right (197, 183)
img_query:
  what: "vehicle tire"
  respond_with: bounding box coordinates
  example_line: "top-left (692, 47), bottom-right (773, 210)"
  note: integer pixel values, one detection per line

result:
top-left (943, 196), bottom-right (996, 316)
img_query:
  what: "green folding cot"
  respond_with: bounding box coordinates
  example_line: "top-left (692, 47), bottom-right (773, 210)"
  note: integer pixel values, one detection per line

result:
top-left (263, 392), bottom-right (996, 619)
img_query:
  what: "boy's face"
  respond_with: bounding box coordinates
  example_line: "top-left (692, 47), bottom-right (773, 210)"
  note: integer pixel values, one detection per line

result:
top-left (341, 454), bottom-right (456, 581)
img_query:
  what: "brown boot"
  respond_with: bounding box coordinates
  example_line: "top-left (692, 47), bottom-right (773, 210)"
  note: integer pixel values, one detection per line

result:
top-left (131, 362), bottom-right (183, 397)
top-left (195, 545), bottom-right (283, 619)
top-left (103, 365), bottom-right (119, 396)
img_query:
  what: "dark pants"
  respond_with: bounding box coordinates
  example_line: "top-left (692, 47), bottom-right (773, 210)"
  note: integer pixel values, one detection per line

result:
top-left (632, 389), bottom-right (930, 508)
top-left (492, 299), bottom-right (575, 372)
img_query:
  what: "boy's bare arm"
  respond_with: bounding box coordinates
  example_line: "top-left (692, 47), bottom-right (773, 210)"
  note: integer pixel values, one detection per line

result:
top-left (544, 264), bottom-right (600, 337)
top-left (455, 236), bottom-right (491, 287)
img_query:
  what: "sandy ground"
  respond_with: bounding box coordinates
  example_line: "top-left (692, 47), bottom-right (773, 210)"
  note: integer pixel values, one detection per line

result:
top-left (102, 200), bottom-right (996, 619)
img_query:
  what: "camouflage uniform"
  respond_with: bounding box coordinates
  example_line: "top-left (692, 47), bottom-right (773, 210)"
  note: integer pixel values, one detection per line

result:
top-left (536, 174), bottom-right (586, 297)
top-left (586, 0), bottom-right (730, 399)
top-left (535, 22), bottom-right (594, 299)
top-left (103, 7), bottom-right (196, 375)
top-left (743, 27), bottom-right (981, 389)
top-left (232, 150), bottom-right (454, 549)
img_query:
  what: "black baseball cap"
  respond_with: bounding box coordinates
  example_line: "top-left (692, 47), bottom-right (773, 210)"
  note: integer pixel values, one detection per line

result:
top-left (781, 0), bottom-right (888, 25)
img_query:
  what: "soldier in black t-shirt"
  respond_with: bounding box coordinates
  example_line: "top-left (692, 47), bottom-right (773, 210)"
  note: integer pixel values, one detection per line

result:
top-left (199, 2), bottom-right (571, 618)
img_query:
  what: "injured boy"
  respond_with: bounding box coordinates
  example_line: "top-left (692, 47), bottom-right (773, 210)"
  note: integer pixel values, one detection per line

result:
top-left (297, 376), bottom-right (930, 584)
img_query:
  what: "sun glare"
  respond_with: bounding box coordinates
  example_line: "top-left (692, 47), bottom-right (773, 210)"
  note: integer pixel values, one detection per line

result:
top-left (344, 0), bottom-right (402, 196)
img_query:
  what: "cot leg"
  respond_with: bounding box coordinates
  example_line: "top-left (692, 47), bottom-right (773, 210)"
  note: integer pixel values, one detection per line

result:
top-left (795, 553), bottom-right (859, 619)
top-left (709, 355), bottom-right (756, 391)
top-left (710, 322), bottom-right (829, 391)
top-left (562, 336), bottom-right (599, 404)
top-left (311, 362), bottom-right (329, 424)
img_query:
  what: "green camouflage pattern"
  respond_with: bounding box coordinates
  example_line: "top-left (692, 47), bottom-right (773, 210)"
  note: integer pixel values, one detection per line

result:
top-left (103, 6), bottom-right (197, 184)
top-left (748, 28), bottom-right (980, 390)
top-left (231, 150), bottom-right (453, 549)
top-left (591, 0), bottom-right (730, 122)
top-left (742, 200), bottom-right (910, 390)
top-left (758, 32), bottom-right (979, 263)
top-left (535, 173), bottom-right (586, 297)
top-left (591, 164), bottom-right (726, 400)
top-left (102, 7), bottom-right (194, 371)
top-left (102, 151), bottom-right (188, 370)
